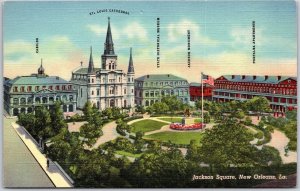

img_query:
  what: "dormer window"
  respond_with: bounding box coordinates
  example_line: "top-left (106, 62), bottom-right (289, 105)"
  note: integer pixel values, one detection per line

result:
top-left (13, 86), bottom-right (18, 92)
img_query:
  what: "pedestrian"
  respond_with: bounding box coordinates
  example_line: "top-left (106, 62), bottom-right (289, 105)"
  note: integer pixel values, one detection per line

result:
top-left (47, 159), bottom-right (49, 168)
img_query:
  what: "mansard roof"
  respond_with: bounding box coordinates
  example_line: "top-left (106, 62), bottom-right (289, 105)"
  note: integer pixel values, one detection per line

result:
top-left (7, 75), bottom-right (71, 85)
top-left (135, 74), bottom-right (188, 82)
top-left (218, 75), bottom-right (297, 84)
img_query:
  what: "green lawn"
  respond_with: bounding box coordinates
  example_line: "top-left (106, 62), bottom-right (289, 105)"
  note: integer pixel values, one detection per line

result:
top-left (159, 117), bottom-right (203, 123)
top-left (130, 119), bottom-right (168, 133)
top-left (115, 150), bottom-right (142, 158)
top-left (159, 117), bottom-right (183, 123)
top-left (144, 131), bottom-right (204, 145)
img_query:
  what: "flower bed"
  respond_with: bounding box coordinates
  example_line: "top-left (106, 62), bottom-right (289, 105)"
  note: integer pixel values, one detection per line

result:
top-left (169, 122), bottom-right (205, 130)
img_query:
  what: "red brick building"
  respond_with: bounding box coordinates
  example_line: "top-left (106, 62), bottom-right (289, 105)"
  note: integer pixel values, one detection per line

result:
top-left (213, 75), bottom-right (297, 115)
top-left (189, 82), bottom-right (214, 101)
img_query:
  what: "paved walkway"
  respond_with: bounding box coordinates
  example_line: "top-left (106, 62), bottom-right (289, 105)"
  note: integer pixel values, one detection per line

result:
top-left (11, 122), bottom-right (73, 187)
top-left (266, 129), bottom-right (297, 164)
top-left (67, 121), bottom-right (88, 132)
top-left (92, 121), bottom-right (118, 148)
top-left (3, 117), bottom-right (54, 188)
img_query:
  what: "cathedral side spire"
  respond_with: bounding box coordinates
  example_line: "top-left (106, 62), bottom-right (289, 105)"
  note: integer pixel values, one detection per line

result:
top-left (88, 46), bottom-right (95, 73)
top-left (127, 48), bottom-right (134, 73)
top-left (104, 17), bottom-right (115, 55)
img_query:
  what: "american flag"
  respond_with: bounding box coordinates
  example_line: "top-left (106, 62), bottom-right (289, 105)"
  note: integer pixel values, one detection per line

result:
top-left (202, 73), bottom-right (214, 86)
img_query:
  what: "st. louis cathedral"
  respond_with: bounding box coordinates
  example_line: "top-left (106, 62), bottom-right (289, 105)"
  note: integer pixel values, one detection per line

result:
top-left (70, 18), bottom-right (135, 110)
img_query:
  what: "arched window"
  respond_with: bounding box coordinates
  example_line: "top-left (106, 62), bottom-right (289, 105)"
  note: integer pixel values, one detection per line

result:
top-left (20, 98), bottom-right (26, 104)
top-left (109, 63), bottom-right (111, 69)
top-left (145, 100), bottom-right (149, 106)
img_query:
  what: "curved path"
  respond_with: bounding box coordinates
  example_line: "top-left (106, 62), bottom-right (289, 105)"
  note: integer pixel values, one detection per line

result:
top-left (266, 129), bottom-right (297, 164)
top-left (92, 121), bottom-right (118, 149)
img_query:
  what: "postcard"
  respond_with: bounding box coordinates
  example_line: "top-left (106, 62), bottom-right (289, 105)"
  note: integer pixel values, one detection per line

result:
top-left (2, 0), bottom-right (297, 188)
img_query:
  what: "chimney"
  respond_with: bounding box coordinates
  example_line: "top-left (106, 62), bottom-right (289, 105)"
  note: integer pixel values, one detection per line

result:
top-left (253, 75), bottom-right (256, 80)
top-left (265, 75), bottom-right (268, 80)
top-left (232, 75), bottom-right (235, 79)
top-left (167, 74), bottom-right (170, 77)
top-left (242, 75), bottom-right (245, 80)
top-left (278, 76), bottom-right (281, 81)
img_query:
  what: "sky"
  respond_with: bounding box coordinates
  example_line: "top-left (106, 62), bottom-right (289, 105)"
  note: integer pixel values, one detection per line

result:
top-left (3, 0), bottom-right (297, 83)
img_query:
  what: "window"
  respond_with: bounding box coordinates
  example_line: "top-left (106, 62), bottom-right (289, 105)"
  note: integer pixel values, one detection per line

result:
top-left (132, 89), bottom-right (134, 93)
top-left (97, 89), bottom-right (100, 96)
top-left (13, 98), bottom-right (19, 104)
top-left (27, 86), bottom-right (32, 92)
top-left (20, 86), bottom-right (25, 92)
top-left (124, 88), bottom-right (126, 94)
top-left (109, 64), bottom-right (111, 69)
top-left (128, 78), bottom-right (130, 82)
top-left (119, 77), bottom-right (121, 82)
top-left (56, 85), bottom-right (60, 90)
top-left (68, 85), bottom-right (72, 90)
top-left (92, 79), bottom-right (94, 83)
top-left (49, 86), bottom-right (53, 90)
top-left (69, 95), bottom-right (73, 101)
top-left (109, 86), bottom-right (114, 94)
top-left (35, 86), bottom-right (40, 91)
top-left (92, 91), bottom-right (94, 95)
top-left (145, 91), bottom-right (149, 97)
top-left (42, 86), bottom-right (46, 89)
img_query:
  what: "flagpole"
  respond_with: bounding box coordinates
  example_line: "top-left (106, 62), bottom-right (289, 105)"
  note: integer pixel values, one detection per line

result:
top-left (201, 73), bottom-right (204, 125)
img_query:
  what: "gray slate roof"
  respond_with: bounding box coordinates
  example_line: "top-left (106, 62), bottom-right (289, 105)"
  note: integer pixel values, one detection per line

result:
top-left (8, 75), bottom-right (71, 85)
top-left (135, 74), bottom-right (188, 82)
top-left (220, 75), bottom-right (297, 84)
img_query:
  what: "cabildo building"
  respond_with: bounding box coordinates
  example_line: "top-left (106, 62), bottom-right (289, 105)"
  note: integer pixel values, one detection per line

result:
top-left (70, 18), bottom-right (135, 110)
top-left (134, 74), bottom-right (190, 107)
top-left (213, 75), bottom-right (297, 114)
top-left (4, 61), bottom-right (77, 116)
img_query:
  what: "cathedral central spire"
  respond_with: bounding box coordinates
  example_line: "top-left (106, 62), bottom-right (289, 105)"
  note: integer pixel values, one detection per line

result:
top-left (88, 46), bottom-right (95, 73)
top-left (104, 17), bottom-right (115, 55)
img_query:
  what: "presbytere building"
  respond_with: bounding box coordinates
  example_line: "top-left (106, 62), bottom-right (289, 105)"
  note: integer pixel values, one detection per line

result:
top-left (135, 74), bottom-right (190, 106)
top-left (4, 62), bottom-right (77, 116)
top-left (70, 18), bottom-right (135, 110)
top-left (213, 75), bottom-right (297, 114)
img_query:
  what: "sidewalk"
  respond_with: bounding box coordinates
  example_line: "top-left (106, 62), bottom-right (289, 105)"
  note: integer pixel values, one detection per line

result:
top-left (11, 122), bottom-right (73, 188)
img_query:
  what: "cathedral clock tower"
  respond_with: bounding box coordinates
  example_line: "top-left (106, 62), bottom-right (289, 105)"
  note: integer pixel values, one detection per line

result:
top-left (101, 17), bottom-right (117, 71)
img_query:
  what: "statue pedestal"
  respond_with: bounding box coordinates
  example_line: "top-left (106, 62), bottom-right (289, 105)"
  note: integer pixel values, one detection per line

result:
top-left (182, 118), bottom-right (194, 125)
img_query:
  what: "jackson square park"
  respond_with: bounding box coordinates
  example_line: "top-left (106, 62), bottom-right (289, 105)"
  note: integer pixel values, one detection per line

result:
top-left (6, 92), bottom-right (297, 188)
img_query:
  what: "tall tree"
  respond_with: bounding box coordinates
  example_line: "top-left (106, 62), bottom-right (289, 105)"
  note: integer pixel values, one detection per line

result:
top-left (83, 101), bottom-right (93, 121)
top-left (199, 120), bottom-right (258, 167)
top-left (247, 96), bottom-right (271, 119)
top-left (51, 101), bottom-right (67, 134)
top-left (35, 106), bottom-right (52, 139)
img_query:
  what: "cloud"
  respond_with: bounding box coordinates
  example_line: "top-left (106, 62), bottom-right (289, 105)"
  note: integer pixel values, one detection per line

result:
top-left (87, 22), bottom-right (148, 42)
top-left (4, 36), bottom-right (85, 80)
top-left (123, 22), bottom-right (148, 41)
top-left (230, 26), bottom-right (266, 47)
top-left (167, 19), bottom-right (218, 45)
top-left (86, 24), bottom-right (107, 36)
